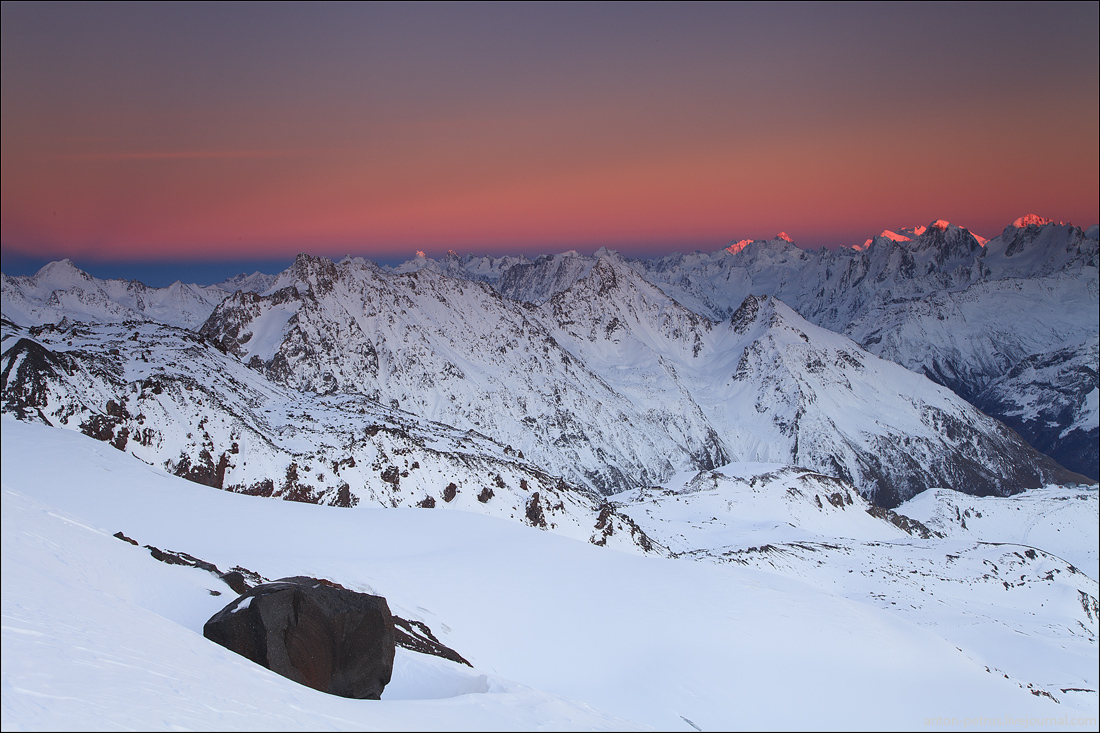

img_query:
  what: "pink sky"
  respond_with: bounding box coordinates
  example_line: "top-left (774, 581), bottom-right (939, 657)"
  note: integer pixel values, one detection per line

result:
top-left (3, 4), bottom-right (1097, 266)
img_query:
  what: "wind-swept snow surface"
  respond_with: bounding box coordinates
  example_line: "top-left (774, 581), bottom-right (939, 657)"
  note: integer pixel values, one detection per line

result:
top-left (2, 418), bottom-right (1096, 730)
top-left (899, 486), bottom-right (1099, 580)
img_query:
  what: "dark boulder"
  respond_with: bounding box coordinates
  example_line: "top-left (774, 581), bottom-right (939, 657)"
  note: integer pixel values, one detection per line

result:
top-left (203, 576), bottom-right (395, 699)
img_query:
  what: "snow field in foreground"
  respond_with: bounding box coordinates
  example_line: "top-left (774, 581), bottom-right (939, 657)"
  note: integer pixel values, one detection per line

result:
top-left (2, 417), bottom-right (1095, 730)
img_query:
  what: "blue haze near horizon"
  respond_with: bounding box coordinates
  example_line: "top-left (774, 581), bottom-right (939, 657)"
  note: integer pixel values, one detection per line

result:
top-left (1, 254), bottom-right (297, 289)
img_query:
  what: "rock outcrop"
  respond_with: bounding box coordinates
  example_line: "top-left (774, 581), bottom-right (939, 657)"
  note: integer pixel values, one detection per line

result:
top-left (203, 576), bottom-right (395, 699)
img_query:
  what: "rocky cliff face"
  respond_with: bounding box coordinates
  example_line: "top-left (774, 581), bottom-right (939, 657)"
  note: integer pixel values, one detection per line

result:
top-left (973, 336), bottom-right (1098, 479)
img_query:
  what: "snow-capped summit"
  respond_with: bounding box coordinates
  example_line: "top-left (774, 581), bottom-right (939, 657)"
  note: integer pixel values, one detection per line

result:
top-left (215, 271), bottom-right (279, 295)
top-left (876, 229), bottom-right (912, 243)
top-left (2, 260), bottom-right (229, 329)
top-left (726, 238), bottom-right (754, 254)
top-left (28, 258), bottom-right (94, 288)
top-left (1011, 213), bottom-right (1057, 229)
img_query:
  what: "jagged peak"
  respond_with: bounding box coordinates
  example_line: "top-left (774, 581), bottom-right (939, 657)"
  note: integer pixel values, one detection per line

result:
top-left (726, 238), bottom-right (756, 255)
top-left (853, 229), bottom-right (912, 251)
top-left (862, 220), bottom-right (981, 254)
top-left (728, 293), bottom-right (820, 338)
top-left (287, 253), bottom-right (339, 293)
top-left (1010, 214), bottom-right (1058, 229)
top-left (34, 258), bottom-right (92, 283)
top-left (879, 229), bottom-right (912, 243)
top-left (292, 252), bottom-right (334, 268)
top-left (560, 252), bottom-right (665, 303)
top-left (592, 246), bottom-right (623, 260)
top-left (729, 293), bottom-right (778, 333)
top-left (724, 234), bottom-right (799, 256)
top-left (586, 253), bottom-right (627, 288)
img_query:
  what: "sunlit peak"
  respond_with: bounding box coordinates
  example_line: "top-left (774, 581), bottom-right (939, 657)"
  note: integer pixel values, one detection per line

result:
top-left (879, 230), bottom-right (912, 243)
top-left (775, 232), bottom-right (793, 242)
top-left (726, 239), bottom-right (755, 254)
top-left (1012, 214), bottom-right (1055, 228)
top-left (930, 219), bottom-right (951, 230)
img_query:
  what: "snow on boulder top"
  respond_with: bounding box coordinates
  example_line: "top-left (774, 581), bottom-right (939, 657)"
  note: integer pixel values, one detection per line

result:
top-left (1011, 214), bottom-right (1056, 229)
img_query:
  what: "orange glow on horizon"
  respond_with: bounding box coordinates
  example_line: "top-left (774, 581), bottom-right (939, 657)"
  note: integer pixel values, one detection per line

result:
top-left (3, 5), bottom-right (1096, 263)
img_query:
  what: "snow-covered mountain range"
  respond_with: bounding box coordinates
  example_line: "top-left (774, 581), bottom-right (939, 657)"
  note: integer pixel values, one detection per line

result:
top-left (2, 214), bottom-right (1098, 730)
top-left (3, 215), bottom-right (1095, 499)
top-left (382, 216), bottom-right (1099, 478)
top-left (191, 251), bottom-right (1075, 506)
top-left (1, 260), bottom-right (278, 329)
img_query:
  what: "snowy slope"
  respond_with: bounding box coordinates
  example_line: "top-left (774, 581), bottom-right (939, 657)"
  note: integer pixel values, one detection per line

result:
top-left (898, 485), bottom-right (1099, 580)
top-left (695, 295), bottom-right (1085, 506)
top-left (0, 319), bottom-right (653, 553)
top-left (613, 462), bottom-right (1099, 709)
top-left (608, 463), bottom-right (917, 555)
top-left (4, 417), bottom-right (1093, 731)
